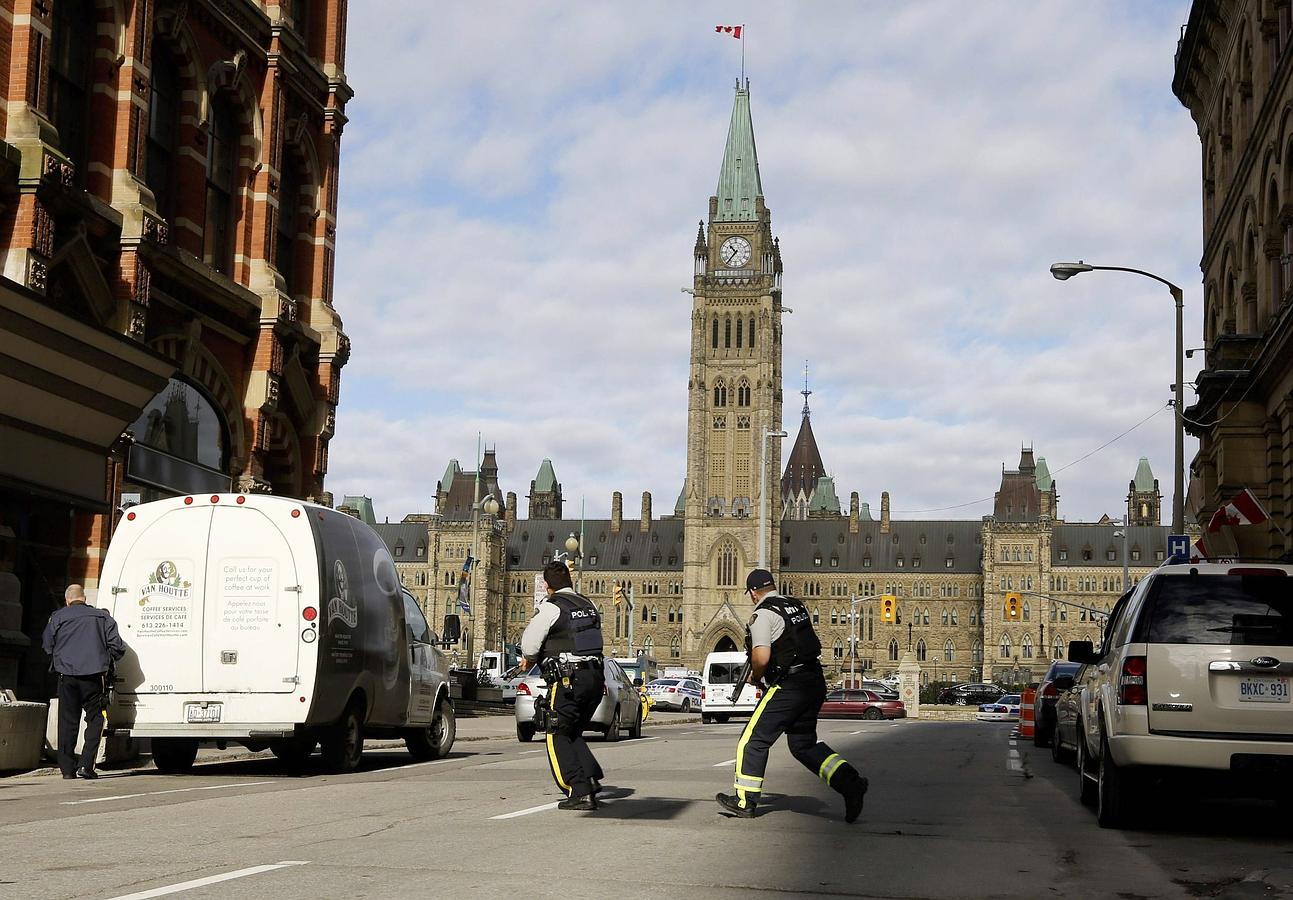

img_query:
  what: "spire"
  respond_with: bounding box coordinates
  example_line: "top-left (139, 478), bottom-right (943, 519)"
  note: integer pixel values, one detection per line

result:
top-left (1133, 457), bottom-right (1155, 492)
top-left (1034, 457), bottom-right (1053, 491)
top-left (801, 361), bottom-right (812, 417)
top-left (782, 402), bottom-right (828, 501)
top-left (694, 221), bottom-right (706, 255)
top-left (534, 459), bottom-right (557, 492)
top-left (715, 80), bottom-right (763, 222)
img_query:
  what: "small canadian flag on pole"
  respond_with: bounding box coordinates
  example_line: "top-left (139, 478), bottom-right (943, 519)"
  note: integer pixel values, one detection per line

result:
top-left (716, 24), bottom-right (743, 39)
top-left (1206, 488), bottom-right (1270, 533)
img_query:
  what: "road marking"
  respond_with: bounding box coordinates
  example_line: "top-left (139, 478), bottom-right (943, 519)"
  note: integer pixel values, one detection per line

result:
top-left (520, 749), bottom-right (545, 754)
top-left (103, 860), bottom-right (308, 899)
top-left (712, 758), bottom-right (737, 767)
top-left (1006, 739), bottom-right (1023, 772)
top-left (61, 781), bottom-right (274, 806)
top-left (490, 797), bottom-right (620, 820)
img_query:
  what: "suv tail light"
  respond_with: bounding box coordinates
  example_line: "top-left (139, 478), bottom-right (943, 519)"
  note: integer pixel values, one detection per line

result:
top-left (1041, 682), bottom-right (1058, 698)
top-left (1118, 655), bottom-right (1147, 705)
top-left (517, 682), bottom-right (531, 696)
top-left (701, 687), bottom-right (706, 699)
top-left (755, 690), bottom-right (763, 700)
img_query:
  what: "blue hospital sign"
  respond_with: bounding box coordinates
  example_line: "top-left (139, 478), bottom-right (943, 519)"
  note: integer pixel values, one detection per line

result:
top-left (1167, 534), bottom-right (1190, 561)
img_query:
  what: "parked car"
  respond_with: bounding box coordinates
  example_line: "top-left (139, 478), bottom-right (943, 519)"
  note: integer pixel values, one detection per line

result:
top-left (1032, 660), bottom-right (1082, 748)
top-left (645, 677), bottom-right (702, 712)
top-left (1051, 672), bottom-right (1085, 765)
top-left (820, 689), bottom-right (906, 720)
top-left (938, 682), bottom-right (1005, 706)
top-left (856, 680), bottom-right (900, 700)
top-left (514, 658), bottom-right (645, 743)
top-left (1070, 560), bottom-right (1293, 828)
top-left (976, 694), bottom-right (1021, 721)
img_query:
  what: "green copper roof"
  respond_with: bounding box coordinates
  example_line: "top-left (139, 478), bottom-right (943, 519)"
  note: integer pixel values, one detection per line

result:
top-left (809, 476), bottom-right (842, 514)
top-left (675, 480), bottom-right (686, 516)
top-left (715, 81), bottom-right (763, 222)
top-left (339, 495), bottom-right (376, 526)
top-left (1133, 457), bottom-right (1155, 491)
top-left (441, 459), bottom-right (461, 490)
top-left (1034, 457), bottom-right (1053, 492)
top-left (859, 502), bottom-right (873, 522)
top-left (534, 459), bottom-right (557, 492)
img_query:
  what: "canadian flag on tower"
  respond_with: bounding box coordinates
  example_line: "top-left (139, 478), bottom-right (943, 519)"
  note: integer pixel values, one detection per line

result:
top-left (716, 24), bottom-right (743, 39)
top-left (1206, 488), bottom-right (1270, 533)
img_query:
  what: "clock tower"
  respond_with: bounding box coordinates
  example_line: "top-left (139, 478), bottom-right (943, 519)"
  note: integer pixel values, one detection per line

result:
top-left (683, 80), bottom-right (785, 658)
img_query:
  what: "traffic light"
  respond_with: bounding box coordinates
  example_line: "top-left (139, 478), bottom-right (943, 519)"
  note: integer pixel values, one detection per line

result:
top-left (880, 594), bottom-right (897, 624)
top-left (1005, 592), bottom-right (1022, 620)
top-left (613, 583), bottom-right (625, 606)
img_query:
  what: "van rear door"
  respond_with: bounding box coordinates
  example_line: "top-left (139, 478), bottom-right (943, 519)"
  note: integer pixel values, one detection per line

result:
top-left (108, 506), bottom-right (213, 695)
top-left (202, 506), bottom-right (300, 693)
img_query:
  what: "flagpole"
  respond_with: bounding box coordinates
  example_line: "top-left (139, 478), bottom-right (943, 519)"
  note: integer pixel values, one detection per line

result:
top-left (470, 432), bottom-right (481, 657)
top-left (741, 24), bottom-right (745, 83)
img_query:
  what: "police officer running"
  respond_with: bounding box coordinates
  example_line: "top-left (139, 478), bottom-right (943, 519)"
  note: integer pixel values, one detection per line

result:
top-left (41, 584), bottom-right (125, 780)
top-left (518, 561), bottom-right (606, 811)
top-left (716, 569), bottom-right (868, 822)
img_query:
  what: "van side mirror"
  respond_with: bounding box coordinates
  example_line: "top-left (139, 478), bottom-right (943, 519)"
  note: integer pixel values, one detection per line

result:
top-left (1067, 640), bottom-right (1096, 664)
top-left (1053, 674), bottom-right (1075, 691)
top-left (441, 614), bottom-right (461, 645)
top-left (633, 677), bottom-right (643, 688)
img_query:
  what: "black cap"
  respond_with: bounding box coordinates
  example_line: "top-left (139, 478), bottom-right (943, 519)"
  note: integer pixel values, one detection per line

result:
top-left (745, 568), bottom-right (775, 594)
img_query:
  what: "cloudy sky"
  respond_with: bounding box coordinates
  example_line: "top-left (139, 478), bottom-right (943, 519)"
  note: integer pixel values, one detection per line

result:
top-left (328, 1), bottom-right (1202, 527)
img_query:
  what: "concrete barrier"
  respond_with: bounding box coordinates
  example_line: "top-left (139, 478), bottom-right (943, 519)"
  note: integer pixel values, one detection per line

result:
top-left (0, 700), bottom-right (47, 770)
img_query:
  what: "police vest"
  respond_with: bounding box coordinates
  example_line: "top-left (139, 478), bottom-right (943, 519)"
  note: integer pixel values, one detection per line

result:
top-left (746, 595), bottom-right (821, 683)
top-left (538, 591), bottom-right (604, 660)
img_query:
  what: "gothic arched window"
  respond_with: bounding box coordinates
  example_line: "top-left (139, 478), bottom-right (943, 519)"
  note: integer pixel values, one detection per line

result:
top-left (944, 639), bottom-right (955, 662)
top-left (1021, 635), bottom-right (1034, 658)
top-left (713, 380), bottom-right (727, 407)
top-left (999, 634), bottom-right (1012, 658)
top-left (735, 316), bottom-right (743, 348)
top-left (716, 539), bottom-right (738, 587)
top-left (916, 639), bottom-right (927, 661)
top-left (724, 316), bottom-right (732, 348)
top-left (50, 0), bottom-right (95, 185)
top-left (748, 316), bottom-right (755, 348)
top-left (737, 379), bottom-right (751, 407)
top-left (888, 638), bottom-right (899, 661)
top-left (712, 317), bottom-right (719, 349)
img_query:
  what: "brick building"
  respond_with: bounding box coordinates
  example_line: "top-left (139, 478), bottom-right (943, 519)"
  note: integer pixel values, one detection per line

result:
top-left (0, 0), bottom-right (351, 698)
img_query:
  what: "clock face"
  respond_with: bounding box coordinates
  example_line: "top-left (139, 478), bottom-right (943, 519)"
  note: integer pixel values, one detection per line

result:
top-left (719, 236), bottom-right (752, 268)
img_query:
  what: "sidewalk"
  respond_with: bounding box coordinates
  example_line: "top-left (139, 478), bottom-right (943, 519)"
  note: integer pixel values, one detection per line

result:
top-left (10, 709), bottom-right (702, 779)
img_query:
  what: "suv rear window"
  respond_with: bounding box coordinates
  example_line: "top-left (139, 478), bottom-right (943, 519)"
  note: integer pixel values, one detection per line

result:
top-left (1137, 574), bottom-right (1293, 646)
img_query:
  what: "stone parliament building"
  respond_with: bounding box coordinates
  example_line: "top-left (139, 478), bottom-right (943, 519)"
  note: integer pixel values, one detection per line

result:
top-left (371, 83), bottom-right (1174, 685)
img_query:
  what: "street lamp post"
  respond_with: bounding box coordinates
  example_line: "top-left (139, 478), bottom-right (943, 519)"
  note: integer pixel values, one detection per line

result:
top-left (758, 427), bottom-right (788, 569)
top-left (1113, 516), bottom-right (1130, 591)
top-left (1050, 261), bottom-right (1186, 534)
top-left (565, 532), bottom-right (580, 592)
top-left (479, 494), bottom-right (499, 649)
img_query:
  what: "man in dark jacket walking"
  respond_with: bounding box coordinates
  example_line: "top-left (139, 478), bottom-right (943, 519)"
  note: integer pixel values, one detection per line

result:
top-left (41, 584), bottom-right (125, 779)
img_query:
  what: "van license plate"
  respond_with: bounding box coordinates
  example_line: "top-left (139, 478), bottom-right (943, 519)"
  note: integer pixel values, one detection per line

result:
top-left (1238, 677), bottom-right (1290, 703)
top-left (186, 704), bottom-right (222, 722)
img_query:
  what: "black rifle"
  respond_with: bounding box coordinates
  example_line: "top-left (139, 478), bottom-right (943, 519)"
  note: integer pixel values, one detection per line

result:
top-left (728, 656), bottom-right (754, 705)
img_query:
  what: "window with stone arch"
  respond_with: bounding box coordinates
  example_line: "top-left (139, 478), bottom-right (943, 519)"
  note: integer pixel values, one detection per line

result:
top-left (670, 635), bottom-right (681, 658)
top-left (49, 0), bottom-right (96, 186)
top-left (713, 379), bottom-right (727, 408)
top-left (716, 539), bottom-right (738, 587)
top-left (915, 639), bottom-right (927, 662)
top-left (888, 638), bottom-right (899, 661)
top-left (205, 89), bottom-right (240, 274)
top-left (643, 635), bottom-right (654, 655)
top-left (944, 640), bottom-right (955, 662)
top-left (712, 317), bottom-right (719, 349)
top-left (999, 634), bottom-right (1012, 658)
top-left (736, 378), bottom-right (751, 407)
top-left (724, 315), bottom-right (732, 348)
top-left (146, 40), bottom-right (183, 222)
top-left (748, 315), bottom-right (755, 348)
top-left (1021, 635), bottom-right (1034, 659)
top-left (972, 640), bottom-right (982, 662)
top-left (735, 314), bottom-right (743, 348)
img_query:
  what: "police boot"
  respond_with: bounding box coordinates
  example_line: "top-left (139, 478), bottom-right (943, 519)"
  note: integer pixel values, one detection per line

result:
top-left (715, 792), bottom-right (756, 818)
top-left (838, 771), bottom-right (868, 824)
top-left (558, 793), bottom-right (599, 811)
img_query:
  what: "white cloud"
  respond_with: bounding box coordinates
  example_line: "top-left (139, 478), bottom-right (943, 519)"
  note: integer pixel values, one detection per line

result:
top-left (329, 0), bottom-right (1201, 527)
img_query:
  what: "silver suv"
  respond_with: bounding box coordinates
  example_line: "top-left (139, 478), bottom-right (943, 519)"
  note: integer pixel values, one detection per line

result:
top-left (1069, 561), bottom-right (1293, 827)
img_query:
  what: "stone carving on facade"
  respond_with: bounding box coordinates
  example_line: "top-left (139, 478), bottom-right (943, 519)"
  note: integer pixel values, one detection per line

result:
top-left (156, 1), bottom-right (190, 41)
top-left (236, 473), bottom-right (273, 493)
top-left (128, 308), bottom-right (147, 340)
top-left (26, 258), bottom-right (46, 293)
top-left (142, 214), bottom-right (169, 246)
top-left (133, 264), bottom-right (151, 307)
top-left (42, 152), bottom-right (73, 187)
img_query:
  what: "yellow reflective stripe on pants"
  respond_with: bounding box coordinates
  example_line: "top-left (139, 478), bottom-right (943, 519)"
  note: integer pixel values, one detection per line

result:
top-left (733, 684), bottom-right (779, 804)
top-left (819, 753), bottom-right (845, 784)
top-left (545, 684), bottom-right (571, 794)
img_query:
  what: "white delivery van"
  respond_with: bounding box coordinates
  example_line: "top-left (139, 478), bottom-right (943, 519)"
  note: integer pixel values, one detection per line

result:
top-left (477, 647), bottom-right (522, 700)
top-left (701, 651), bottom-right (762, 723)
top-left (101, 494), bottom-right (457, 773)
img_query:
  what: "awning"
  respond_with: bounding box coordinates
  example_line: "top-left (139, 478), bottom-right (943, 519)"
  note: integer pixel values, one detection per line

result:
top-left (0, 278), bottom-right (174, 509)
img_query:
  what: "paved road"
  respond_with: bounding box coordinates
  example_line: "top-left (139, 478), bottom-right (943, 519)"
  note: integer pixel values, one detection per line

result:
top-left (3, 714), bottom-right (1289, 899)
